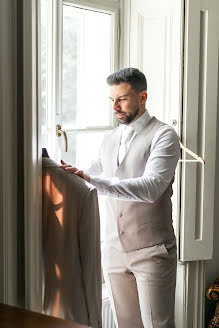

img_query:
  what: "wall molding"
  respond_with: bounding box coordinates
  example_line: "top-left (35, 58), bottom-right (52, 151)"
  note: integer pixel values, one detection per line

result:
top-left (185, 261), bottom-right (205, 327)
top-left (175, 261), bottom-right (205, 328)
top-left (0, 0), bottom-right (18, 306)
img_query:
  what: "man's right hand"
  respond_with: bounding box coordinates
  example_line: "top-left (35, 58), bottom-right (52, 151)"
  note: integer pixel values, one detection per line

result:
top-left (60, 160), bottom-right (90, 183)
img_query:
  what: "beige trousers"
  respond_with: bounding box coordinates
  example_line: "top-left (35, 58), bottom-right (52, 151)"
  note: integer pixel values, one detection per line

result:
top-left (102, 238), bottom-right (177, 328)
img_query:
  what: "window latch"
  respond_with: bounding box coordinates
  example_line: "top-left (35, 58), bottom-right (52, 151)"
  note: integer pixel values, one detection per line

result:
top-left (56, 124), bottom-right (68, 152)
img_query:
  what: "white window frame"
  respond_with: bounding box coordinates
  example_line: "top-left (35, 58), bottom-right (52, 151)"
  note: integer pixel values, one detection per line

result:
top-left (23, 0), bottom-right (42, 312)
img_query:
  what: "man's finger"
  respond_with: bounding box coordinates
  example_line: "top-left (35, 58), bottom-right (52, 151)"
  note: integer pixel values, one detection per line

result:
top-left (65, 167), bottom-right (78, 173)
top-left (60, 165), bottom-right (72, 169)
top-left (75, 170), bottom-right (82, 175)
top-left (75, 170), bottom-right (84, 178)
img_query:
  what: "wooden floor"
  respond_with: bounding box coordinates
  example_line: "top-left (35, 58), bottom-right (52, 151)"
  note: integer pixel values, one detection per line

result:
top-left (0, 303), bottom-right (89, 328)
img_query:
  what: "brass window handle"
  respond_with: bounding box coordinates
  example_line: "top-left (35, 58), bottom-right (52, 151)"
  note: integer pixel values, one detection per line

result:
top-left (56, 124), bottom-right (68, 152)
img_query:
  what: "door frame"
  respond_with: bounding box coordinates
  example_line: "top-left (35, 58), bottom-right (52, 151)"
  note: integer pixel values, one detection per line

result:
top-left (23, 0), bottom-right (42, 312)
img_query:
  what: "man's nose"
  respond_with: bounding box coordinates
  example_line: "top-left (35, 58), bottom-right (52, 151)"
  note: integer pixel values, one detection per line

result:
top-left (112, 100), bottom-right (120, 112)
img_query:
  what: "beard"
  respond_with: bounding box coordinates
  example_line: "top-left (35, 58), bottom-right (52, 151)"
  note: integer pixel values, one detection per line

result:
top-left (115, 107), bottom-right (140, 125)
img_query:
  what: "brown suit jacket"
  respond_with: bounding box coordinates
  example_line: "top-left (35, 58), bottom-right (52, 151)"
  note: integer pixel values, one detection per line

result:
top-left (42, 158), bottom-right (102, 328)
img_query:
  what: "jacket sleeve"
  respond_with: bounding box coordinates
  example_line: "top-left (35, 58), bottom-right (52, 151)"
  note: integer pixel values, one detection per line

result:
top-left (79, 187), bottom-right (102, 328)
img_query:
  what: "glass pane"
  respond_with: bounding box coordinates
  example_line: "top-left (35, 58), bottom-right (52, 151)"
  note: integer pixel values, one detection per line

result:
top-left (41, 134), bottom-right (48, 149)
top-left (59, 131), bottom-right (105, 167)
top-left (41, 0), bottom-right (49, 128)
top-left (62, 5), bottom-right (111, 129)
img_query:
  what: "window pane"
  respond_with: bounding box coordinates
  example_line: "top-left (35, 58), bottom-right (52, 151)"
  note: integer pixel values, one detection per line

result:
top-left (41, 134), bottom-right (48, 149)
top-left (59, 131), bottom-right (105, 167)
top-left (41, 0), bottom-right (49, 128)
top-left (62, 5), bottom-right (111, 130)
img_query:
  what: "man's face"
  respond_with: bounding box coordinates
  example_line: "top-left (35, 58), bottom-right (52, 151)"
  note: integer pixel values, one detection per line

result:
top-left (109, 82), bottom-right (147, 125)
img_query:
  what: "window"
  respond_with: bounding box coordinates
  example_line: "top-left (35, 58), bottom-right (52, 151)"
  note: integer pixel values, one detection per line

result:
top-left (61, 3), bottom-right (115, 168)
top-left (41, 0), bottom-right (119, 161)
top-left (41, 0), bottom-right (119, 243)
top-left (62, 5), bottom-right (112, 130)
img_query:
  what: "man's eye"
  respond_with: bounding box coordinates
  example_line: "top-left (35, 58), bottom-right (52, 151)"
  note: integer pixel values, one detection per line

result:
top-left (110, 98), bottom-right (127, 103)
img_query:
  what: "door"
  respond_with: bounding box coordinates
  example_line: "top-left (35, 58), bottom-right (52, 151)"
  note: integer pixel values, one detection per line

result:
top-left (126, 0), bottom-right (184, 325)
top-left (126, 0), bottom-right (219, 327)
top-left (127, 0), bottom-right (218, 262)
top-left (128, 0), bottom-right (183, 234)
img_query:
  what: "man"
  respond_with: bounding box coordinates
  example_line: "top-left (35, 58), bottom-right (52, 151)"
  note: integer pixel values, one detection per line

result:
top-left (61, 68), bottom-right (180, 328)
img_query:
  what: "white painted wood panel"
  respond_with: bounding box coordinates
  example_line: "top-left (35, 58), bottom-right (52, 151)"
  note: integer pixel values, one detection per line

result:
top-left (128, 1), bottom-right (184, 255)
top-left (127, 4), bottom-right (185, 326)
top-left (129, 0), bottom-right (183, 128)
top-left (23, 0), bottom-right (42, 311)
top-left (180, 0), bottom-right (219, 261)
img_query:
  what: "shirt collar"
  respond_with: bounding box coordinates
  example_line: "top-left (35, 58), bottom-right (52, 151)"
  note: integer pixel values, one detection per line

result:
top-left (129, 110), bottom-right (151, 134)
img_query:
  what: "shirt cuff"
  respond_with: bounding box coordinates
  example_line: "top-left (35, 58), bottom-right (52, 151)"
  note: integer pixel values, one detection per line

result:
top-left (89, 175), bottom-right (120, 196)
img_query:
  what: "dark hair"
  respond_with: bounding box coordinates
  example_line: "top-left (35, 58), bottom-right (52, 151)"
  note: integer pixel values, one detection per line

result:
top-left (106, 67), bottom-right (147, 92)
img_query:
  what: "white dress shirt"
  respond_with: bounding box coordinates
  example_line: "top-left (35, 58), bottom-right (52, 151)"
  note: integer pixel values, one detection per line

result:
top-left (85, 110), bottom-right (180, 204)
top-left (118, 125), bottom-right (135, 165)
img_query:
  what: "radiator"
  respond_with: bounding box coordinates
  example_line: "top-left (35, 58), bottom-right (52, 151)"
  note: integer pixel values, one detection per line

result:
top-left (102, 297), bottom-right (115, 328)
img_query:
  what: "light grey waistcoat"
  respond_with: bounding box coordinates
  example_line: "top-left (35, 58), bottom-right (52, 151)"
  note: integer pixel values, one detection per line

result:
top-left (100, 116), bottom-right (175, 252)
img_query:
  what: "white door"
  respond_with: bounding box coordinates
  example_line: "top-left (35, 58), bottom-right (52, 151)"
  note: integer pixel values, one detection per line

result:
top-left (126, 0), bottom-right (219, 327)
top-left (127, 0), bottom-right (218, 261)
top-left (180, 0), bottom-right (219, 262)
top-left (126, 1), bottom-right (184, 325)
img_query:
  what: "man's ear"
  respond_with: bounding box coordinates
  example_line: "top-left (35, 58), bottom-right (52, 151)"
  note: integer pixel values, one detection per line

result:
top-left (141, 91), bottom-right (147, 104)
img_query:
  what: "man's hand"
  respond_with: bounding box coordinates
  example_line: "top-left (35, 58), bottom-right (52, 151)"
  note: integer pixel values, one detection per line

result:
top-left (60, 160), bottom-right (90, 182)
